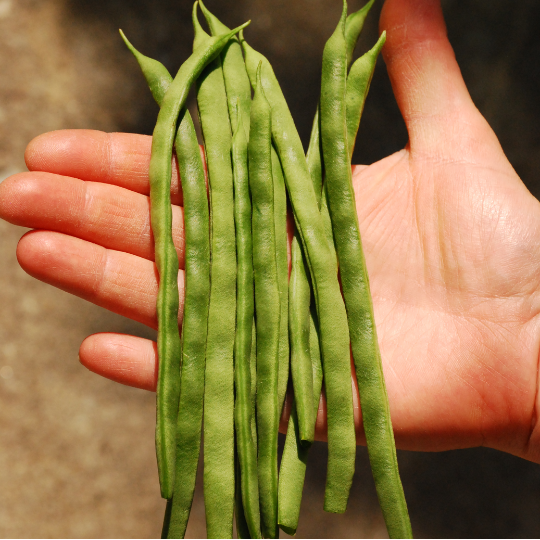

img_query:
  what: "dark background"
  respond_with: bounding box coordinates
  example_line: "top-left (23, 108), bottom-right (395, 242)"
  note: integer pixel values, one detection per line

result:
top-left (0, 0), bottom-right (540, 537)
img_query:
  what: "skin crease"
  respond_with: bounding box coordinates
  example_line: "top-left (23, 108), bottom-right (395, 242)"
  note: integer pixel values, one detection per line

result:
top-left (1, 0), bottom-right (540, 463)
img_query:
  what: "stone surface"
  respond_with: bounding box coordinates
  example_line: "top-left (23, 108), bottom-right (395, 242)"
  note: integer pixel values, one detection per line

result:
top-left (0, 0), bottom-right (540, 537)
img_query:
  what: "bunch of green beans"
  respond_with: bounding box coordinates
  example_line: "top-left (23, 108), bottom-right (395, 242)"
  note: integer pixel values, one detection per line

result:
top-left (120, 0), bottom-right (411, 537)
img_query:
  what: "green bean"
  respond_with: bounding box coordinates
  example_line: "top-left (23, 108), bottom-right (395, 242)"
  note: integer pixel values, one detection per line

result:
top-left (164, 108), bottom-right (210, 539)
top-left (288, 230), bottom-right (315, 444)
top-left (345, 32), bottom-right (385, 160)
top-left (232, 109), bottom-right (262, 539)
top-left (119, 35), bottom-right (213, 538)
top-left (270, 149), bottom-right (290, 417)
top-left (241, 34), bottom-right (356, 515)
top-left (192, 6), bottom-right (240, 537)
top-left (249, 64), bottom-right (281, 539)
top-left (124, 14), bottom-right (248, 501)
top-left (195, 10), bottom-right (260, 537)
top-left (277, 97), bottom-right (324, 540)
top-left (278, 279), bottom-right (323, 536)
top-left (320, 3), bottom-right (412, 537)
top-left (277, 3), bottom-right (377, 527)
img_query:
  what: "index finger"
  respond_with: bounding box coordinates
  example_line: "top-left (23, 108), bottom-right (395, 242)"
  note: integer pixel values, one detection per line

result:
top-left (24, 129), bottom-right (184, 206)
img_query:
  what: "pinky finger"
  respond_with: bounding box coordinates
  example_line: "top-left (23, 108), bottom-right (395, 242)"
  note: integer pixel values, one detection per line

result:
top-left (79, 333), bottom-right (158, 392)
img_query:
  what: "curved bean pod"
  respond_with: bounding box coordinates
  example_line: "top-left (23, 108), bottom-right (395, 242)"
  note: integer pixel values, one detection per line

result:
top-left (288, 230), bottom-right (315, 444)
top-left (127, 14), bottom-right (247, 500)
top-left (241, 33), bottom-right (356, 515)
top-left (193, 6), bottom-right (238, 537)
top-left (270, 149), bottom-right (290, 417)
top-left (320, 2), bottom-right (412, 537)
top-left (250, 65), bottom-right (281, 540)
top-left (277, 2), bottom-right (377, 527)
top-left (165, 109), bottom-right (210, 539)
top-left (120, 36), bottom-right (220, 538)
top-left (232, 110), bottom-right (262, 540)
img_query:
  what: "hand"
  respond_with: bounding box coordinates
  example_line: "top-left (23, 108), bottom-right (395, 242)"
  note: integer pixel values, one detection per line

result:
top-left (1, 0), bottom-right (539, 462)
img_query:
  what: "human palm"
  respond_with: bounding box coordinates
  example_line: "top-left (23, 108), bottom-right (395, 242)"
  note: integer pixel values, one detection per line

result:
top-left (1, 0), bottom-right (539, 462)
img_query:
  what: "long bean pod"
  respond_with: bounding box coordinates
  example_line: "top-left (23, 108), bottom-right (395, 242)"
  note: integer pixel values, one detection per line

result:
top-left (278, 269), bottom-right (323, 536)
top-left (164, 109), bottom-right (210, 539)
top-left (277, 3), bottom-right (377, 528)
top-left (121, 36), bottom-right (238, 538)
top-left (288, 230), bottom-right (315, 444)
top-left (125, 16), bottom-right (247, 500)
top-left (197, 8), bottom-right (263, 537)
top-left (193, 6), bottom-right (239, 537)
top-left (271, 148), bottom-right (290, 416)
top-left (320, 3), bottom-right (412, 537)
top-left (232, 110), bottom-right (262, 539)
top-left (250, 65), bottom-right (281, 539)
top-left (241, 34), bottom-right (356, 515)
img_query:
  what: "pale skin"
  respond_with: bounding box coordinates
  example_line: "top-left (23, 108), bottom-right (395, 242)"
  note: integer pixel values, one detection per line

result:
top-left (1, 0), bottom-right (540, 463)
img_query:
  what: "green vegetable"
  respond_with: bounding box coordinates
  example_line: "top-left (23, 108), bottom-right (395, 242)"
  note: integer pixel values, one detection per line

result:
top-left (241, 28), bottom-right (356, 516)
top-left (231, 109), bottom-right (262, 539)
top-left (271, 148), bottom-right (290, 417)
top-left (249, 64), bottom-right (281, 540)
top-left (320, 2), bottom-right (412, 537)
top-left (288, 229), bottom-right (315, 444)
top-left (193, 5), bottom-right (240, 537)
top-left (123, 13), bottom-right (248, 500)
top-left (164, 108), bottom-right (210, 539)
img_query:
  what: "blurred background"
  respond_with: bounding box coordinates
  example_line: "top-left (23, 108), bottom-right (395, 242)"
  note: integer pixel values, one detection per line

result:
top-left (1, 0), bottom-right (540, 537)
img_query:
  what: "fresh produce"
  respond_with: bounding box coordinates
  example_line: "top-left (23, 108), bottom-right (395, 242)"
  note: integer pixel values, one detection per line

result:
top-left (122, 1), bottom-right (411, 537)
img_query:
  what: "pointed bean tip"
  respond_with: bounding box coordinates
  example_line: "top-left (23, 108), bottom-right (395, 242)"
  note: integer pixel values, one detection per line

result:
top-left (119, 29), bottom-right (137, 54)
top-left (372, 30), bottom-right (386, 53)
top-left (198, 0), bottom-right (214, 29)
top-left (118, 28), bottom-right (128, 44)
top-left (228, 20), bottom-right (250, 40)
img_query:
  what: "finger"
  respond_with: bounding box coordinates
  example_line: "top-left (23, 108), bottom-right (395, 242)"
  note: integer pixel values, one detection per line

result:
top-left (0, 172), bottom-right (185, 267)
top-left (17, 230), bottom-right (185, 329)
top-left (80, 333), bottom-right (158, 391)
top-left (379, 0), bottom-right (489, 154)
top-left (24, 130), bottom-right (184, 206)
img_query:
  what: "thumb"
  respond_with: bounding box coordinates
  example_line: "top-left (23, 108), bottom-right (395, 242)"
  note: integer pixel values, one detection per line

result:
top-left (380, 0), bottom-right (487, 157)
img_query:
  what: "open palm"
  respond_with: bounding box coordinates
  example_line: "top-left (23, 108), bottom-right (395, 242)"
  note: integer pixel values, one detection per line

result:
top-left (1, 0), bottom-right (539, 462)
